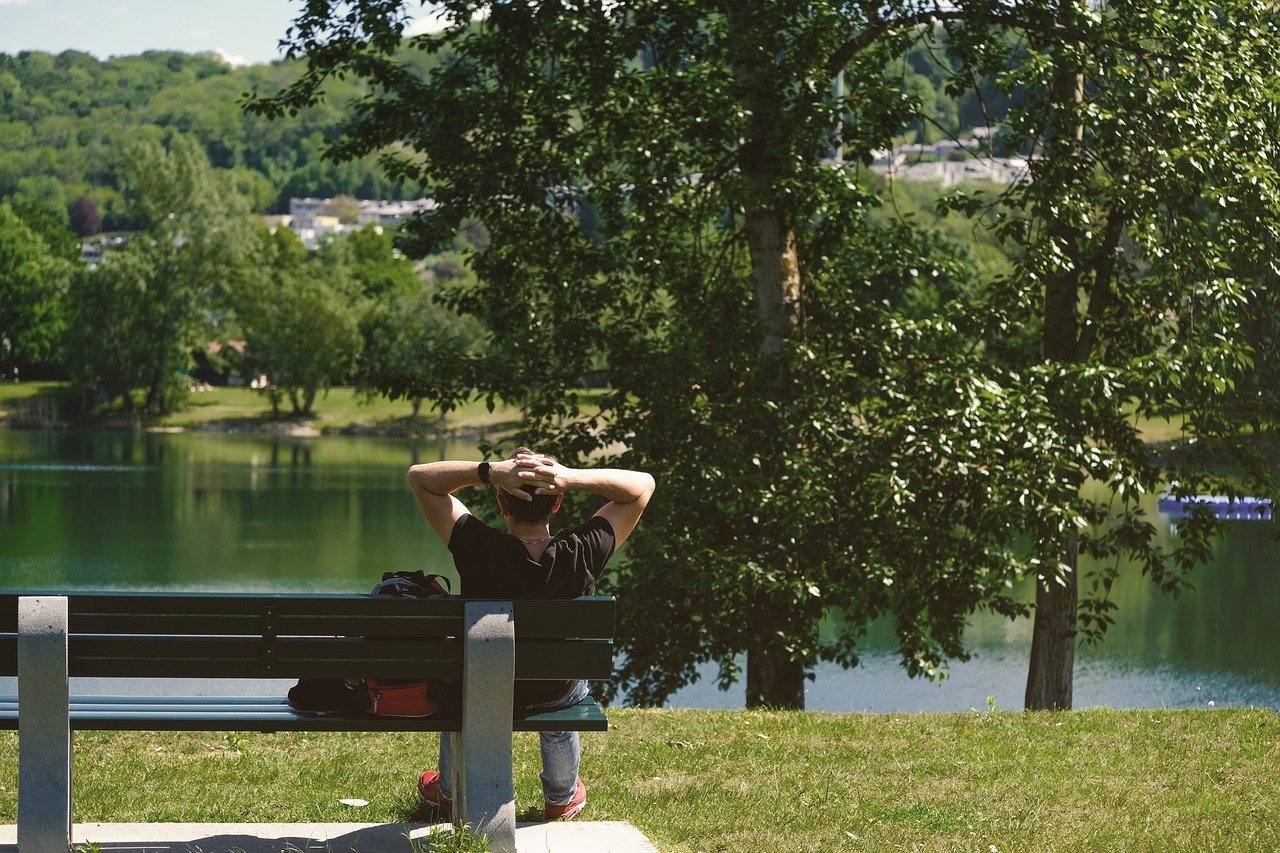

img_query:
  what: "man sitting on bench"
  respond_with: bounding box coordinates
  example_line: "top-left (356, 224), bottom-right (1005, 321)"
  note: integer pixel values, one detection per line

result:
top-left (407, 449), bottom-right (655, 820)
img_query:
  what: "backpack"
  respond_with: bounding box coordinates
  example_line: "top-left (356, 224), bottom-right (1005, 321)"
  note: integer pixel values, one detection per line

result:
top-left (286, 571), bottom-right (452, 717)
top-left (370, 570), bottom-right (451, 598)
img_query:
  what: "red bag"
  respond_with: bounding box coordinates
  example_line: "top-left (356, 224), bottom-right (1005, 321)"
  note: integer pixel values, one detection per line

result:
top-left (366, 679), bottom-right (438, 717)
top-left (362, 571), bottom-right (450, 717)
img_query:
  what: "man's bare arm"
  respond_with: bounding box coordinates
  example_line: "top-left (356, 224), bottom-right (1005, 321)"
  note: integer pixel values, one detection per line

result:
top-left (519, 460), bottom-right (656, 546)
top-left (407, 459), bottom-right (536, 543)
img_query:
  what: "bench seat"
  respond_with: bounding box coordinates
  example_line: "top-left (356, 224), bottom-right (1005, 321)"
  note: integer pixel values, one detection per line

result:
top-left (0, 693), bottom-right (608, 732)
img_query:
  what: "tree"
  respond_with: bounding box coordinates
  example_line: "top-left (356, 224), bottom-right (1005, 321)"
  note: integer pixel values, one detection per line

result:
top-left (361, 282), bottom-right (488, 420)
top-left (934, 0), bottom-right (1280, 709)
top-left (324, 193), bottom-right (362, 224)
top-left (322, 224), bottom-right (419, 302)
top-left (63, 243), bottom-right (157, 410)
top-left (233, 227), bottom-right (363, 416)
top-left (336, 223), bottom-right (489, 418)
top-left (255, 1), bottom-right (1280, 711)
top-left (0, 203), bottom-right (72, 377)
top-left (67, 196), bottom-right (102, 237)
top-left (61, 135), bottom-right (260, 413)
top-left (11, 198), bottom-right (79, 263)
top-left (253, 1), bottom-right (1038, 710)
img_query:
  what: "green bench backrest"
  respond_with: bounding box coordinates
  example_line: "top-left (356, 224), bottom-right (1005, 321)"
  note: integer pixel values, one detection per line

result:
top-left (0, 593), bottom-right (615, 682)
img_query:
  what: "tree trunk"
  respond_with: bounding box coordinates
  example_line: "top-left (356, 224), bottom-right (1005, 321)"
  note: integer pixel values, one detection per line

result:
top-left (746, 643), bottom-right (806, 709)
top-left (1025, 1), bottom-right (1087, 711)
top-left (1025, 529), bottom-right (1078, 710)
top-left (740, 205), bottom-right (807, 712)
top-left (727, 7), bottom-right (807, 709)
top-left (1030, 247), bottom-right (1082, 711)
top-left (744, 207), bottom-right (803, 355)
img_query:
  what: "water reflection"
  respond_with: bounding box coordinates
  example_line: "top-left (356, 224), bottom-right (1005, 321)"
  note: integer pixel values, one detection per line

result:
top-left (0, 429), bottom-right (458, 592)
top-left (2, 429), bottom-right (1278, 710)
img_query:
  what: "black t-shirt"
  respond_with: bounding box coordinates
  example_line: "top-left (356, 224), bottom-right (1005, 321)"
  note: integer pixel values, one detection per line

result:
top-left (447, 512), bottom-right (616, 706)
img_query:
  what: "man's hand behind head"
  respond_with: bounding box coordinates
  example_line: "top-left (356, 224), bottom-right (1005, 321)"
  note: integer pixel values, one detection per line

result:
top-left (516, 457), bottom-right (572, 496)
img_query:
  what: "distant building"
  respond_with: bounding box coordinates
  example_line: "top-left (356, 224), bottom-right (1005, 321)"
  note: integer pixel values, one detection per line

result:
top-left (288, 197), bottom-right (329, 228)
top-left (865, 128), bottom-right (1031, 186)
top-left (357, 198), bottom-right (436, 226)
top-left (279, 197), bottom-right (436, 247)
top-left (79, 234), bottom-right (129, 268)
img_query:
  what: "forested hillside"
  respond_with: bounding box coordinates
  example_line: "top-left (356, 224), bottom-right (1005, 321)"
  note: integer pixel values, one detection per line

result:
top-left (0, 49), bottom-right (435, 231)
top-left (0, 34), bottom-right (1017, 400)
top-left (0, 36), bottom-right (1007, 235)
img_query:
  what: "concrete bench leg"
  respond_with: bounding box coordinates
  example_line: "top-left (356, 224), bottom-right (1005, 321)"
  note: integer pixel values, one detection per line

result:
top-left (455, 601), bottom-right (516, 853)
top-left (18, 595), bottom-right (72, 853)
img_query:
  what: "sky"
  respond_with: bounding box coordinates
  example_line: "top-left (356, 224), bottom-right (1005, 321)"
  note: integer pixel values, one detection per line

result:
top-left (0, 0), bottom-right (446, 66)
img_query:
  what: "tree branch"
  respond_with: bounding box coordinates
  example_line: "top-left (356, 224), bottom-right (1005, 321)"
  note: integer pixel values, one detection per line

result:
top-left (1074, 207), bottom-right (1128, 361)
top-left (825, 8), bottom-right (1072, 79)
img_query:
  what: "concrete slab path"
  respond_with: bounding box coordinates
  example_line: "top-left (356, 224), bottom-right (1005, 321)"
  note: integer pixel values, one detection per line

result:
top-left (0, 821), bottom-right (658, 852)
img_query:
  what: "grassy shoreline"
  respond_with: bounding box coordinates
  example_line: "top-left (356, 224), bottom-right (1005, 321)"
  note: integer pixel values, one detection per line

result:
top-left (2, 381), bottom-right (1191, 446)
top-left (0, 708), bottom-right (1275, 851)
top-left (0, 382), bottom-right (522, 439)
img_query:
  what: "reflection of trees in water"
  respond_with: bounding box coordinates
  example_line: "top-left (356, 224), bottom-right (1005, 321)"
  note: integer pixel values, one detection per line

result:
top-left (1074, 515), bottom-right (1280, 683)
top-left (818, 491), bottom-right (1280, 691)
top-left (0, 429), bottom-right (455, 592)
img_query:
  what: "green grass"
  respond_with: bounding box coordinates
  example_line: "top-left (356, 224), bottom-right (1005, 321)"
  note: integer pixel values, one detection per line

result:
top-left (2, 708), bottom-right (1276, 851)
top-left (0, 380), bottom-right (62, 404)
top-left (156, 386), bottom-right (524, 437)
top-left (0, 381), bottom-right (1230, 448)
top-left (0, 381), bottom-right (525, 438)
top-left (0, 382), bottom-right (619, 438)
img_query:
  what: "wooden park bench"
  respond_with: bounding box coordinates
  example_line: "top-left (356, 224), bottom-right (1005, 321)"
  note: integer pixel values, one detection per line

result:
top-left (0, 591), bottom-right (615, 853)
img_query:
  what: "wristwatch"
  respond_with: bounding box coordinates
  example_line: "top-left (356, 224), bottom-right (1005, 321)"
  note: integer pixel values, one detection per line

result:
top-left (478, 461), bottom-right (491, 485)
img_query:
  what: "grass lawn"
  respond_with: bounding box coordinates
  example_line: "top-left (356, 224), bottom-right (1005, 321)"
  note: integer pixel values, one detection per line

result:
top-left (0, 381), bottom-right (1198, 448)
top-left (0, 382), bottom-right (526, 437)
top-left (0, 708), bottom-right (1275, 851)
top-left (0, 381), bottom-right (62, 404)
top-left (157, 386), bottom-right (524, 436)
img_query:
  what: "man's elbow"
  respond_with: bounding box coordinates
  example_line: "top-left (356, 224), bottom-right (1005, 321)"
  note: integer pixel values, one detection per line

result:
top-left (638, 472), bottom-right (656, 505)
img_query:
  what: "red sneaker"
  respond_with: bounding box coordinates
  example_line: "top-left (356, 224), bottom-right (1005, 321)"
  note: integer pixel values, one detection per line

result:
top-left (417, 770), bottom-right (452, 815)
top-left (544, 778), bottom-right (587, 821)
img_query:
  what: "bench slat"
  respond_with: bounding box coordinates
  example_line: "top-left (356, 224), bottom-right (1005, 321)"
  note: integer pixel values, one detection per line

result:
top-left (0, 695), bottom-right (608, 733)
top-left (69, 614), bottom-right (468, 638)
top-left (0, 694), bottom-right (288, 706)
top-left (0, 594), bottom-right (615, 639)
top-left (38, 636), bottom-right (611, 680)
top-left (62, 636), bottom-right (463, 679)
top-left (518, 697), bottom-right (611, 732)
top-left (512, 598), bottom-right (616, 639)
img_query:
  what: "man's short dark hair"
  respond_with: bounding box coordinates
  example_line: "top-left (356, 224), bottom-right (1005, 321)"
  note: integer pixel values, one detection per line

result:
top-left (496, 447), bottom-right (559, 524)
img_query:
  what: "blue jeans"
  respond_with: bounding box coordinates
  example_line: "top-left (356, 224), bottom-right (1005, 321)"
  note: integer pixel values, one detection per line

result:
top-left (436, 679), bottom-right (589, 805)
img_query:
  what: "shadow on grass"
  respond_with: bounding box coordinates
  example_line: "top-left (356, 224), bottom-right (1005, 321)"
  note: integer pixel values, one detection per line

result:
top-left (400, 796), bottom-right (549, 827)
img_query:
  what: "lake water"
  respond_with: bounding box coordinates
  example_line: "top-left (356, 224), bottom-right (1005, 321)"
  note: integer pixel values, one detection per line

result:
top-left (2, 429), bottom-right (1278, 712)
